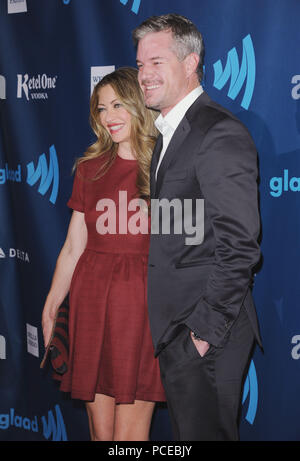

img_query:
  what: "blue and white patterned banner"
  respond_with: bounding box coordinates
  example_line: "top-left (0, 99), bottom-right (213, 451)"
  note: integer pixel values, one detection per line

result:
top-left (1, 0), bottom-right (300, 441)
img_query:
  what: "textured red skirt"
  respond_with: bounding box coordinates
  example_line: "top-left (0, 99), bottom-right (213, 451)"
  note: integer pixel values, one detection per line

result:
top-left (56, 249), bottom-right (166, 404)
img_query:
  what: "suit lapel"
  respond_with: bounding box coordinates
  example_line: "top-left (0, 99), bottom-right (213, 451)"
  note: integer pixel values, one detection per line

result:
top-left (154, 91), bottom-right (212, 198)
top-left (155, 117), bottom-right (190, 197)
top-left (150, 134), bottom-right (162, 198)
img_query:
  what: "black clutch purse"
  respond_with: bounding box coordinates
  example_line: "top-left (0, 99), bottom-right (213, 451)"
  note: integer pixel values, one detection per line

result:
top-left (40, 295), bottom-right (69, 375)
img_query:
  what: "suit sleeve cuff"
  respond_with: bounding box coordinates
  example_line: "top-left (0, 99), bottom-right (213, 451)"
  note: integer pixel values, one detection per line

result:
top-left (184, 297), bottom-right (232, 348)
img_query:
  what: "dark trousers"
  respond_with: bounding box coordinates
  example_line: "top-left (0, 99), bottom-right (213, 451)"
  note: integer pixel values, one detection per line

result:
top-left (158, 306), bottom-right (254, 441)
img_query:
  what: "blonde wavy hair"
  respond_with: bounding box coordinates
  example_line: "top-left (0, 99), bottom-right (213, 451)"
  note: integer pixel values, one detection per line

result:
top-left (74, 67), bottom-right (158, 200)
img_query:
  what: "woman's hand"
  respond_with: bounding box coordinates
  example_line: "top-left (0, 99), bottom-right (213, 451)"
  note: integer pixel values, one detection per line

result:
top-left (42, 303), bottom-right (57, 348)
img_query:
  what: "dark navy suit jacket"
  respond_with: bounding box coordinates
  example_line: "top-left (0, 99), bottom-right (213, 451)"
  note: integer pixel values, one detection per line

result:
top-left (148, 91), bottom-right (262, 356)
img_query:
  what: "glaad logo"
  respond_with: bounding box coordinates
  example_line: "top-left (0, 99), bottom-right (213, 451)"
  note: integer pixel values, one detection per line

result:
top-left (291, 75), bottom-right (300, 100)
top-left (0, 335), bottom-right (6, 360)
top-left (242, 360), bottom-right (258, 424)
top-left (42, 405), bottom-right (67, 441)
top-left (0, 75), bottom-right (6, 100)
top-left (0, 145), bottom-right (59, 204)
top-left (119, 0), bottom-right (141, 14)
top-left (269, 170), bottom-right (300, 197)
top-left (17, 73), bottom-right (57, 101)
top-left (0, 164), bottom-right (21, 184)
top-left (26, 145), bottom-right (59, 204)
top-left (0, 405), bottom-right (67, 441)
top-left (61, 0), bottom-right (142, 14)
top-left (213, 34), bottom-right (255, 110)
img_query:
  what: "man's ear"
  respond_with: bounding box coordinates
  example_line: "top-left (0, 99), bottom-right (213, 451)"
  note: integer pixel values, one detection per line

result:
top-left (184, 52), bottom-right (200, 78)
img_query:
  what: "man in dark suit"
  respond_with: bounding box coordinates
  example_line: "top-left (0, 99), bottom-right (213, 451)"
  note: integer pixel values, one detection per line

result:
top-left (133, 14), bottom-right (262, 441)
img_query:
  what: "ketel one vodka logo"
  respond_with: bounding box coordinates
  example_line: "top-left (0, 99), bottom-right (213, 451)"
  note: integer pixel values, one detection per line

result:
top-left (213, 34), bottom-right (256, 110)
top-left (17, 73), bottom-right (57, 101)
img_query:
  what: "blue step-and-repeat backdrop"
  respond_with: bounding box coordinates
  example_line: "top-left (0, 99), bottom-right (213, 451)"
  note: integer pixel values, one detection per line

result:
top-left (0, 0), bottom-right (300, 441)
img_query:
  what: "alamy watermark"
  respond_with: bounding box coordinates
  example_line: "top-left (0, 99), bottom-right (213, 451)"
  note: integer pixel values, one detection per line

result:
top-left (95, 191), bottom-right (204, 246)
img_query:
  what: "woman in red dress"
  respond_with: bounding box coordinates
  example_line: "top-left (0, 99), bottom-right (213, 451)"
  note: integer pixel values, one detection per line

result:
top-left (42, 67), bottom-right (165, 441)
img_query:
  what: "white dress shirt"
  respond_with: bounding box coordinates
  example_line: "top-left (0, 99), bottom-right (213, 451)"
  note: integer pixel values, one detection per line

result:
top-left (154, 85), bottom-right (203, 179)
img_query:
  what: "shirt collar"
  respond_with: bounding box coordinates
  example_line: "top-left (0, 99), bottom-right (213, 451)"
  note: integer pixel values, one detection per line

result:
top-left (155, 85), bottom-right (203, 136)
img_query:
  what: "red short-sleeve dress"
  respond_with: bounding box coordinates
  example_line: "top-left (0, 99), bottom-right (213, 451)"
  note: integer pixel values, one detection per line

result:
top-left (57, 154), bottom-right (165, 404)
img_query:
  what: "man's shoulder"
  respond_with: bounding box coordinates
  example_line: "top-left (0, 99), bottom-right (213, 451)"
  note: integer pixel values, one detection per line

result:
top-left (191, 92), bottom-right (237, 121)
top-left (187, 92), bottom-right (250, 137)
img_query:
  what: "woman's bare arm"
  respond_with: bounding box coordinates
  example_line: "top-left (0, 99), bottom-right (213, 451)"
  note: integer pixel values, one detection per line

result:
top-left (42, 210), bottom-right (87, 347)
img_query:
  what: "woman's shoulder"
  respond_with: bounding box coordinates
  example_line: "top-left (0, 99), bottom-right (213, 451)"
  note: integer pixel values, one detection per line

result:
top-left (75, 152), bottom-right (111, 178)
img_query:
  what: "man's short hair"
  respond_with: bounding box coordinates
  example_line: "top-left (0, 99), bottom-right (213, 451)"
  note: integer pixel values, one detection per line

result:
top-left (133, 13), bottom-right (205, 83)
